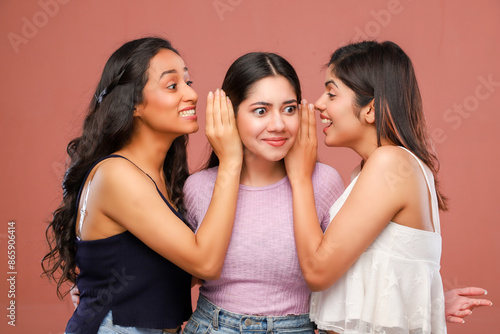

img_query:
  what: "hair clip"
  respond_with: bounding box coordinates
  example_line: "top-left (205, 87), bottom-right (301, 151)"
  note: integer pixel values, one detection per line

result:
top-left (95, 87), bottom-right (108, 106)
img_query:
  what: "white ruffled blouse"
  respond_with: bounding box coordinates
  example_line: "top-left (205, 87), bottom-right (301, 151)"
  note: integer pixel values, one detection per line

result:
top-left (310, 148), bottom-right (447, 334)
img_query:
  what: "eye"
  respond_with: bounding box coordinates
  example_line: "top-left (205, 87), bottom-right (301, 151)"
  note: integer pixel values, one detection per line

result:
top-left (252, 108), bottom-right (267, 116)
top-left (283, 105), bottom-right (297, 114)
top-left (167, 83), bottom-right (177, 90)
top-left (186, 81), bottom-right (193, 87)
top-left (327, 92), bottom-right (336, 99)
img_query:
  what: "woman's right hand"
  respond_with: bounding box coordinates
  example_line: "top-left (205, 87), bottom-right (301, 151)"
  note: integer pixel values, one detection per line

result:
top-left (205, 89), bottom-right (243, 167)
top-left (284, 100), bottom-right (317, 184)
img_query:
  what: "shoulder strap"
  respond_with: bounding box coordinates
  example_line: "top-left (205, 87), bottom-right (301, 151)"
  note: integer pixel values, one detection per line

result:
top-left (115, 156), bottom-right (180, 216)
top-left (76, 155), bottom-right (126, 239)
top-left (76, 155), bottom-right (181, 238)
top-left (77, 179), bottom-right (92, 238)
top-left (397, 147), bottom-right (441, 234)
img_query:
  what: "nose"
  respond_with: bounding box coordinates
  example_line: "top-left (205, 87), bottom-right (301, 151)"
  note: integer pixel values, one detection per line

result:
top-left (267, 110), bottom-right (286, 132)
top-left (183, 82), bottom-right (198, 104)
top-left (314, 94), bottom-right (326, 112)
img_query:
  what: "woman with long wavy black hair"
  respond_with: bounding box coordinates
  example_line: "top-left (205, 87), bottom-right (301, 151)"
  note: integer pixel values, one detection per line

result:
top-left (42, 37), bottom-right (242, 334)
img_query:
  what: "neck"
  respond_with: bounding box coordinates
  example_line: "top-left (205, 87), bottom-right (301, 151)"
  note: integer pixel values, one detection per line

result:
top-left (240, 152), bottom-right (286, 187)
top-left (345, 124), bottom-right (384, 160)
top-left (117, 128), bottom-right (177, 178)
top-left (352, 133), bottom-right (394, 161)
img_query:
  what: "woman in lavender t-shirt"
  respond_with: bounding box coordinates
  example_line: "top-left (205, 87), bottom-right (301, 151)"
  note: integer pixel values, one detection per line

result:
top-left (183, 52), bottom-right (343, 334)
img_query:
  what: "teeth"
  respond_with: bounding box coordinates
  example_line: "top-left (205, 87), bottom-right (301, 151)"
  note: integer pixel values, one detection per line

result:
top-left (321, 119), bottom-right (333, 124)
top-left (179, 109), bottom-right (195, 117)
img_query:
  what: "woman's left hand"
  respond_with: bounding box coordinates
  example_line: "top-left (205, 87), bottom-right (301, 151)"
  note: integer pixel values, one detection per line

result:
top-left (70, 285), bottom-right (80, 310)
top-left (445, 287), bottom-right (493, 323)
top-left (284, 100), bottom-right (317, 183)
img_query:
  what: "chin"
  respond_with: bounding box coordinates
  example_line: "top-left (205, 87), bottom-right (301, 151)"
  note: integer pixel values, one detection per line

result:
top-left (324, 136), bottom-right (340, 148)
top-left (185, 124), bottom-right (199, 134)
top-left (265, 152), bottom-right (288, 162)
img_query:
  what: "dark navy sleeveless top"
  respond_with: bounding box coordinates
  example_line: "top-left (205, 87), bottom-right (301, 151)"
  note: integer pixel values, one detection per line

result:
top-left (65, 155), bottom-right (192, 334)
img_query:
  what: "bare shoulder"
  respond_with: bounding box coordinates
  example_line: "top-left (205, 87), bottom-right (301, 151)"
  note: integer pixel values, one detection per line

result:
top-left (91, 157), bottom-right (152, 198)
top-left (94, 156), bottom-right (141, 180)
top-left (86, 157), bottom-right (176, 230)
top-left (364, 146), bottom-right (419, 173)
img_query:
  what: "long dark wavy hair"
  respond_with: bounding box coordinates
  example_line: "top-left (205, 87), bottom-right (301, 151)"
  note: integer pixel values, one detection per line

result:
top-left (41, 37), bottom-right (190, 298)
top-left (329, 40), bottom-right (447, 210)
top-left (205, 52), bottom-right (302, 168)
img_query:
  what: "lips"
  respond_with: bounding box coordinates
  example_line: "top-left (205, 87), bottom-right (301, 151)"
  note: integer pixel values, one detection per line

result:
top-left (319, 114), bottom-right (332, 133)
top-left (262, 137), bottom-right (287, 147)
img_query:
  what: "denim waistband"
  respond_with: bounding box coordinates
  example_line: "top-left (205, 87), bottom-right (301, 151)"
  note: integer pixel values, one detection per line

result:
top-left (195, 294), bottom-right (314, 332)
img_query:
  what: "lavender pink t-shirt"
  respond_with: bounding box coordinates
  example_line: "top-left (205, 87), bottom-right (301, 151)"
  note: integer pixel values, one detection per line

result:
top-left (183, 162), bottom-right (344, 316)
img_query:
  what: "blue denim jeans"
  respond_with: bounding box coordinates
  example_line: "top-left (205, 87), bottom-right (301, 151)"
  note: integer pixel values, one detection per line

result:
top-left (183, 295), bottom-right (315, 334)
top-left (96, 310), bottom-right (179, 334)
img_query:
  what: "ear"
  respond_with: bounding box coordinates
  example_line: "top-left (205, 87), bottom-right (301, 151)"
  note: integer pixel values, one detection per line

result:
top-left (133, 104), bottom-right (142, 117)
top-left (361, 100), bottom-right (375, 124)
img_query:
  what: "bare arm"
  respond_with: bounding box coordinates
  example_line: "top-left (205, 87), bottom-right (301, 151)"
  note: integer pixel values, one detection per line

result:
top-left (88, 90), bottom-right (242, 280)
top-left (285, 103), bottom-right (494, 323)
top-left (289, 155), bottom-right (400, 290)
top-left (285, 102), bottom-right (410, 291)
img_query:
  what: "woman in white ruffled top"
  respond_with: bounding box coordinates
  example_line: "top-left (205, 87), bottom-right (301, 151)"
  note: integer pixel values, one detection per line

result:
top-left (285, 40), bottom-right (451, 333)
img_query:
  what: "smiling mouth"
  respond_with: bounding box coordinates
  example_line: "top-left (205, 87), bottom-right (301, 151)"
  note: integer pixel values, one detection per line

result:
top-left (263, 138), bottom-right (287, 147)
top-left (179, 108), bottom-right (196, 117)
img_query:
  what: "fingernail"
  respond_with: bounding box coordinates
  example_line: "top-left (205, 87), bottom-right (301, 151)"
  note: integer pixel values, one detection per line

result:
top-left (490, 302), bottom-right (493, 306)
top-left (220, 90), bottom-right (225, 97)
top-left (208, 91), bottom-right (213, 98)
top-left (462, 320), bottom-right (465, 324)
top-left (308, 104), bottom-right (314, 111)
top-left (215, 88), bottom-right (220, 95)
top-left (484, 290), bottom-right (488, 295)
top-left (226, 96), bottom-right (231, 103)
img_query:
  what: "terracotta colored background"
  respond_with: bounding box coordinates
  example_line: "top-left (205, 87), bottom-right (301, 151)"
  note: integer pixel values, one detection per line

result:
top-left (0, 0), bottom-right (498, 333)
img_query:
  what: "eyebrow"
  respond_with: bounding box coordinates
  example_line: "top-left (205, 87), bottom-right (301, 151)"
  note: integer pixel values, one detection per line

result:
top-left (249, 99), bottom-right (298, 107)
top-left (324, 80), bottom-right (339, 88)
top-left (159, 67), bottom-right (188, 80)
top-left (250, 101), bottom-right (272, 107)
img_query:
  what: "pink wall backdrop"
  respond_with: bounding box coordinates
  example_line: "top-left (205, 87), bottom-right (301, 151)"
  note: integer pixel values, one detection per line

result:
top-left (1, 0), bottom-right (498, 333)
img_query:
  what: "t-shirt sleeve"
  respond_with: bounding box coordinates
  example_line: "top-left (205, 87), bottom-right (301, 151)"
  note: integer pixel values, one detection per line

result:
top-left (183, 173), bottom-right (201, 232)
top-left (182, 168), bottom-right (218, 233)
top-left (312, 163), bottom-right (345, 232)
